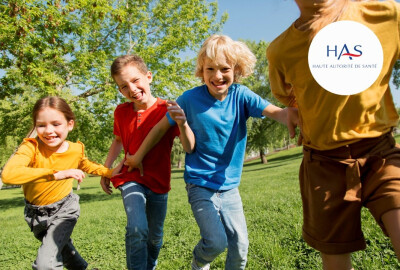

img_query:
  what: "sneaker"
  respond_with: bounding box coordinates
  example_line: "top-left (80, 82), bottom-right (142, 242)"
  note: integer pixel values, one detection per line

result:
top-left (191, 258), bottom-right (210, 270)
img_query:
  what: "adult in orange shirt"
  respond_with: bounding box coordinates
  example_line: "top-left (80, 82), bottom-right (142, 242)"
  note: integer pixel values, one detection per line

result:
top-left (2, 96), bottom-right (119, 269)
top-left (268, 0), bottom-right (400, 269)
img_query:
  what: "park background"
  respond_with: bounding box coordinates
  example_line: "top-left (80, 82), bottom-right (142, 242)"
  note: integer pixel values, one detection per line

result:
top-left (1, 0), bottom-right (400, 269)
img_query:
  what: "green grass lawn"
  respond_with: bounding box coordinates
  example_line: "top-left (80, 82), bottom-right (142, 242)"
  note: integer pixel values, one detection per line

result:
top-left (1, 145), bottom-right (400, 269)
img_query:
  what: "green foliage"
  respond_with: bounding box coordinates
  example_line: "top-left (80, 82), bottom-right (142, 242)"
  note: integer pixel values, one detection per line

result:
top-left (171, 137), bottom-right (184, 168)
top-left (1, 147), bottom-right (399, 269)
top-left (393, 60), bottom-right (400, 89)
top-left (242, 40), bottom-right (290, 162)
top-left (0, 0), bottom-right (227, 165)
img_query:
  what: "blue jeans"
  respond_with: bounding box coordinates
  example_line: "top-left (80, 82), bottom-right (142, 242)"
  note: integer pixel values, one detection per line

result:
top-left (119, 182), bottom-right (168, 270)
top-left (186, 184), bottom-right (249, 270)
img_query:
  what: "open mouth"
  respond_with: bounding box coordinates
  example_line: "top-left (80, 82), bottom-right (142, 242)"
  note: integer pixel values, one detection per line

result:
top-left (131, 90), bottom-right (144, 100)
top-left (212, 81), bottom-right (227, 89)
top-left (44, 136), bottom-right (59, 142)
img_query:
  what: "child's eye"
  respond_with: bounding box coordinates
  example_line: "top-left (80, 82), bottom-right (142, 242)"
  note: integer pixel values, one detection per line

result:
top-left (36, 124), bottom-right (45, 128)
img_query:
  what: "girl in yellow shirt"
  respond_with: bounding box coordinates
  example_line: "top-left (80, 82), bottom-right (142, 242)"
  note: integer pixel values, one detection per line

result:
top-left (2, 96), bottom-right (120, 270)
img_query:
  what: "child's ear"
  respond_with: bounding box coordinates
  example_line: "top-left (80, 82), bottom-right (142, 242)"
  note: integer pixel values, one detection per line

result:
top-left (147, 71), bottom-right (153, 83)
top-left (68, 120), bottom-right (75, 131)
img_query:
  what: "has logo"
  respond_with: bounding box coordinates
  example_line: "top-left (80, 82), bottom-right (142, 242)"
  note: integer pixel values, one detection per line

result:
top-left (308, 21), bottom-right (383, 95)
top-left (327, 44), bottom-right (362, 60)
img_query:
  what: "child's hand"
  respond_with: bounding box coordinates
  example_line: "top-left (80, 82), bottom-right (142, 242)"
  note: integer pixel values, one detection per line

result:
top-left (167, 100), bottom-right (187, 127)
top-left (124, 152), bottom-right (144, 176)
top-left (54, 169), bottom-right (85, 183)
top-left (111, 160), bottom-right (124, 177)
top-left (286, 107), bottom-right (302, 145)
top-left (100, 176), bottom-right (113, 195)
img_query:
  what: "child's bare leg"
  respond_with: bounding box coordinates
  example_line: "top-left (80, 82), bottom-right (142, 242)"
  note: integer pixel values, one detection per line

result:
top-left (321, 253), bottom-right (353, 270)
top-left (382, 208), bottom-right (400, 260)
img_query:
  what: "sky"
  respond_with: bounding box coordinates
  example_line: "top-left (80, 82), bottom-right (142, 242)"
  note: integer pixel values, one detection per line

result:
top-left (216, 0), bottom-right (299, 43)
top-left (214, 0), bottom-right (400, 105)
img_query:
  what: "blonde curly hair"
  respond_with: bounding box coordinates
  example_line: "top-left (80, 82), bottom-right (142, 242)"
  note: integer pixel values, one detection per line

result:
top-left (195, 34), bottom-right (256, 83)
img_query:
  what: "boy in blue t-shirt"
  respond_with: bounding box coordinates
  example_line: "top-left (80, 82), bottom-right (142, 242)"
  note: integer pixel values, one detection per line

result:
top-left (125, 34), bottom-right (297, 270)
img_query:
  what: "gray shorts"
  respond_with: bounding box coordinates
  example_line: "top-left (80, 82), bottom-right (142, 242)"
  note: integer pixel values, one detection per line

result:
top-left (24, 192), bottom-right (87, 270)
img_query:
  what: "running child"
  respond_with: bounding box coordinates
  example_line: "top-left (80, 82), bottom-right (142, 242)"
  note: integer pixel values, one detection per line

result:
top-left (1, 96), bottom-right (119, 270)
top-left (267, 0), bottom-right (400, 269)
top-left (124, 34), bottom-right (294, 270)
top-left (100, 54), bottom-right (194, 270)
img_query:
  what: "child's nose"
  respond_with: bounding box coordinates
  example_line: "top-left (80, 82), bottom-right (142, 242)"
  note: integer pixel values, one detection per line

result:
top-left (215, 70), bottom-right (223, 79)
top-left (127, 84), bottom-right (137, 93)
top-left (44, 125), bottom-right (54, 133)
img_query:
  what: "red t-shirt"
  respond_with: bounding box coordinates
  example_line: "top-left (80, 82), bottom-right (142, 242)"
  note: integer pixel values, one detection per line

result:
top-left (110, 98), bottom-right (179, 193)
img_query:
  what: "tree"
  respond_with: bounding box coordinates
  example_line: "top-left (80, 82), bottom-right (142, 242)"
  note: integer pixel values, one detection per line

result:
top-left (393, 61), bottom-right (400, 90)
top-left (0, 0), bottom-right (227, 166)
top-left (171, 137), bottom-right (185, 169)
top-left (242, 40), bottom-right (288, 164)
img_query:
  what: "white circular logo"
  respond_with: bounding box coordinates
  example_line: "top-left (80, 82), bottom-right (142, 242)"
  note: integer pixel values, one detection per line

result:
top-left (308, 21), bottom-right (383, 95)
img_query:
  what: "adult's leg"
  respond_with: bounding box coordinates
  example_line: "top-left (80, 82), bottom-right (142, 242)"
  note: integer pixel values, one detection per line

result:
top-left (382, 209), bottom-right (400, 259)
top-left (187, 184), bottom-right (228, 266)
top-left (320, 253), bottom-right (353, 270)
top-left (146, 191), bottom-right (168, 270)
top-left (219, 188), bottom-right (248, 270)
top-left (120, 182), bottom-right (149, 270)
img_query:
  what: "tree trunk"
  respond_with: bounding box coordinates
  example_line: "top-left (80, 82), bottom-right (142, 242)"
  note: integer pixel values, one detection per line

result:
top-left (177, 159), bottom-right (182, 169)
top-left (260, 149), bottom-right (267, 164)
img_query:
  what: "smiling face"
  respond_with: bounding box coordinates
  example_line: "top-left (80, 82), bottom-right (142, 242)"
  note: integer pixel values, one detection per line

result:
top-left (114, 64), bottom-right (155, 110)
top-left (35, 108), bottom-right (74, 152)
top-left (203, 56), bottom-right (234, 101)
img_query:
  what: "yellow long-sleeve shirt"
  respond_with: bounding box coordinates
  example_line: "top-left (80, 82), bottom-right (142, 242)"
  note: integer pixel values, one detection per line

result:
top-left (1, 138), bottom-right (112, 205)
top-left (267, 0), bottom-right (400, 150)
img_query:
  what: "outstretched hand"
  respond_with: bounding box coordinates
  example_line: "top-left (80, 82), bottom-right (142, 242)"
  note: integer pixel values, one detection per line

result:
top-left (124, 152), bottom-right (144, 176)
top-left (167, 100), bottom-right (187, 127)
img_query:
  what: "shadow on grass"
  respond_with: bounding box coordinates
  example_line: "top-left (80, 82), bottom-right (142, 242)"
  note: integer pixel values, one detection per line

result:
top-left (243, 151), bottom-right (304, 172)
top-left (0, 197), bottom-right (25, 211)
top-left (267, 151), bottom-right (303, 163)
top-left (171, 168), bottom-right (185, 174)
top-left (77, 191), bottom-right (121, 204)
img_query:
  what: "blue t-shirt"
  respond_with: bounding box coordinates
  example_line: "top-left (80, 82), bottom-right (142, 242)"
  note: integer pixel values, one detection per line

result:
top-left (167, 84), bottom-right (270, 190)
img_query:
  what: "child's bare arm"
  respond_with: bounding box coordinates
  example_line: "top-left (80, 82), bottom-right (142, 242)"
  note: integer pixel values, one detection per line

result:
top-left (262, 105), bottom-right (300, 139)
top-left (124, 116), bottom-right (171, 172)
top-left (167, 100), bottom-right (195, 153)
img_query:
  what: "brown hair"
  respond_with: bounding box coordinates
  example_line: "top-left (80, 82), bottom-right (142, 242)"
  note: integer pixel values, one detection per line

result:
top-left (110, 55), bottom-right (148, 80)
top-left (195, 34), bottom-right (256, 82)
top-left (32, 96), bottom-right (75, 125)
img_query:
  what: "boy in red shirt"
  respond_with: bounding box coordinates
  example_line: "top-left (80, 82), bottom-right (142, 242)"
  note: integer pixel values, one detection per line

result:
top-left (100, 55), bottom-right (195, 270)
